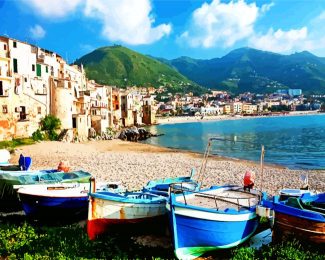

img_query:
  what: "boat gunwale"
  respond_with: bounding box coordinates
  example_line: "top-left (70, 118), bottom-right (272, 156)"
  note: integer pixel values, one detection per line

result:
top-left (89, 191), bottom-right (167, 204)
top-left (169, 185), bottom-right (261, 215)
top-left (272, 200), bottom-right (325, 222)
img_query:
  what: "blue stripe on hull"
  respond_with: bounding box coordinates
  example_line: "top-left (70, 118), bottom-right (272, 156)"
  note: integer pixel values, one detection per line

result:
top-left (173, 213), bottom-right (259, 249)
top-left (20, 194), bottom-right (88, 218)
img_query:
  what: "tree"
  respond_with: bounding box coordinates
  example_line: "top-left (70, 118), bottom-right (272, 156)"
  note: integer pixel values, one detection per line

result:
top-left (40, 115), bottom-right (61, 140)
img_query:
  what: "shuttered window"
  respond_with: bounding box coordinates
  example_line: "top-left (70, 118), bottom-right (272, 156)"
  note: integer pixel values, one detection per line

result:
top-left (36, 64), bottom-right (41, 77)
top-left (13, 58), bottom-right (18, 73)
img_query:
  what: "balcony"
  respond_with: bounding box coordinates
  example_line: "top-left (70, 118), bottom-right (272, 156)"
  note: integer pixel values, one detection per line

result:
top-left (37, 54), bottom-right (45, 63)
top-left (35, 89), bottom-right (47, 95)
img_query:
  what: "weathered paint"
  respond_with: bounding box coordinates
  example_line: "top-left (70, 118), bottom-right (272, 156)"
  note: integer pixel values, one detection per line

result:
top-left (0, 120), bottom-right (9, 128)
top-left (87, 194), bottom-right (167, 240)
top-left (273, 212), bottom-right (325, 244)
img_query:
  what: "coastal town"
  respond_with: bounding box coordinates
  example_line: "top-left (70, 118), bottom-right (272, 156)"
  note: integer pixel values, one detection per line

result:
top-left (0, 36), bottom-right (323, 142)
top-left (1, 0), bottom-right (325, 257)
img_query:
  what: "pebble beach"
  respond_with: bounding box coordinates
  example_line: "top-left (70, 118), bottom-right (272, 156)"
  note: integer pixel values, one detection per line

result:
top-left (10, 140), bottom-right (325, 195)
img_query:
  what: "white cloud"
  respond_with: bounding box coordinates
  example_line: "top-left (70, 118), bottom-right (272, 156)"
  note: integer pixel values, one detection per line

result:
top-left (29, 24), bottom-right (46, 39)
top-left (84, 0), bottom-right (171, 45)
top-left (20, 0), bottom-right (171, 45)
top-left (21, 0), bottom-right (82, 18)
top-left (261, 2), bottom-right (274, 14)
top-left (249, 27), bottom-right (310, 53)
top-left (180, 0), bottom-right (260, 48)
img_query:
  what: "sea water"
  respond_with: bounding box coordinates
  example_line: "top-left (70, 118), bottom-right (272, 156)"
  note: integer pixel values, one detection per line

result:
top-left (143, 114), bottom-right (325, 170)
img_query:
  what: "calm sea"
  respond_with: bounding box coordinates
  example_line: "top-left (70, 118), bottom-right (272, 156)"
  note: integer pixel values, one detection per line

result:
top-left (143, 114), bottom-right (325, 170)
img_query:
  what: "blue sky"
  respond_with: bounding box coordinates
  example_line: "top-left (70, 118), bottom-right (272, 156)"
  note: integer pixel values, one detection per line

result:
top-left (1, 0), bottom-right (325, 62)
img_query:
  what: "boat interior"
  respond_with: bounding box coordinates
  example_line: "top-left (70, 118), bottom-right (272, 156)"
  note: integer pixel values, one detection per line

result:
top-left (172, 185), bottom-right (261, 211)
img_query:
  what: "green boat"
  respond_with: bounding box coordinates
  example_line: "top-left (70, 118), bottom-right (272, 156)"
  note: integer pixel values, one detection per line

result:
top-left (0, 169), bottom-right (92, 212)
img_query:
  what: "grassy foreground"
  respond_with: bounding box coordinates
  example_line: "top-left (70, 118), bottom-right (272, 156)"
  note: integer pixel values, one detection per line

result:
top-left (0, 220), bottom-right (324, 260)
top-left (0, 138), bottom-right (35, 150)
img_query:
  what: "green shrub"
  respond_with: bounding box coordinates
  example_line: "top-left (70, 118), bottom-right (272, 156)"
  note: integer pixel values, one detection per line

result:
top-left (31, 115), bottom-right (61, 141)
top-left (40, 115), bottom-right (61, 132)
top-left (32, 129), bottom-right (44, 141)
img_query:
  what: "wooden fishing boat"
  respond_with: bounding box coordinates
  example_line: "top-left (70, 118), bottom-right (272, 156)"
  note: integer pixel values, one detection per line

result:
top-left (0, 154), bottom-right (32, 171)
top-left (87, 178), bottom-right (167, 240)
top-left (167, 184), bottom-right (262, 259)
top-left (0, 169), bottom-right (91, 212)
top-left (143, 168), bottom-right (198, 196)
top-left (167, 137), bottom-right (266, 259)
top-left (16, 182), bottom-right (126, 219)
top-left (270, 193), bottom-right (325, 244)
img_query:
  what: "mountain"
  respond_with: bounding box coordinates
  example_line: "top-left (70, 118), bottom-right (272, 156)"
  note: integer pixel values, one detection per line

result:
top-left (160, 48), bottom-right (325, 95)
top-left (74, 45), bottom-right (204, 94)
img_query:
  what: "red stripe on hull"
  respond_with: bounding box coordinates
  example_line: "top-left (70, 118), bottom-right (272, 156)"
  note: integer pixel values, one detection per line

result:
top-left (273, 212), bottom-right (325, 244)
top-left (87, 215), bottom-right (167, 240)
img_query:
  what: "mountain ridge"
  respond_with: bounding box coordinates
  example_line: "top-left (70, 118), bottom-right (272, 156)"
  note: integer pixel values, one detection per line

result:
top-left (75, 45), bottom-right (325, 95)
top-left (74, 45), bottom-right (204, 95)
top-left (158, 48), bottom-right (325, 94)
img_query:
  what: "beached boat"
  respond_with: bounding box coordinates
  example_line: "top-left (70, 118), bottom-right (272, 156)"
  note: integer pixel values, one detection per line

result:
top-left (266, 192), bottom-right (325, 244)
top-left (167, 137), bottom-right (265, 259)
top-left (143, 168), bottom-right (198, 196)
top-left (87, 178), bottom-right (167, 240)
top-left (0, 154), bottom-right (32, 171)
top-left (16, 182), bottom-right (126, 219)
top-left (0, 169), bottom-right (91, 211)
top-left (167, 184), bottom-right (262, 259)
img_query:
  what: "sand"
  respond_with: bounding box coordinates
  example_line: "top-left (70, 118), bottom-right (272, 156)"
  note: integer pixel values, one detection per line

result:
top-left (10, 139), bottom-right (325, 195)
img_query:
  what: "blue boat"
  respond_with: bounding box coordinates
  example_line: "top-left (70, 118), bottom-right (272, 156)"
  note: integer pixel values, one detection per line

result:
top-left (167, 137), bottom-right (266, 259)
top-left (167, 184), bottom-right (263, 259)
top-left (143, 168), bottom-right (198, 196)
top-left (0, 169), bottom-right (91, 212)
top-left (17, 181), bottom-right (126, 220)
top-left (18, 183), bottom-right (89, 219)
top-left (0, 154), bottom-right (32, 171)
top-left (262, 192), bottom-right (325, 244)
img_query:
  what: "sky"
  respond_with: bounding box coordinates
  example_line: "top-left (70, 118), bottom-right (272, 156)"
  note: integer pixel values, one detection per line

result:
top-left (1, 0), bottom-right (325, 63)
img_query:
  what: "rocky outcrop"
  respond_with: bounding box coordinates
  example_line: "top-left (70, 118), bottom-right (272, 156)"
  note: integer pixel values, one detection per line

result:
top-left (118, 127), bottom-right (162, 142)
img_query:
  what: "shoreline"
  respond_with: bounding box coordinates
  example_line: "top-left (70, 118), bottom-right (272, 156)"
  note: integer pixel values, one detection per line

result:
top-left (156, 110), bottom-right (322, 125)
top-left (10, 139), bottom-right (325, 196)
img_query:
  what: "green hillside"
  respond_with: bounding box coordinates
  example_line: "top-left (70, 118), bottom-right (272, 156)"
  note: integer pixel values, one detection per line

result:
top-left (160, 48), bottom-right (325, 95)
top-left (75, 45), bottom-right (204, 94)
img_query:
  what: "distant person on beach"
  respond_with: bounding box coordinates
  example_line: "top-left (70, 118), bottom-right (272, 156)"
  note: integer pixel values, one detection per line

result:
top-left (243, 170), bottom-right (255, 191)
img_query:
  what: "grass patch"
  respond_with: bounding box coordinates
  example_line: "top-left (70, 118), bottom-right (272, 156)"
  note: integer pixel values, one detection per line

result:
top-left (0, 220), bottom-right (324, 259)
top-left (0, 221), bottom-right (174, 259)
top-left (0, 138), bottom-right (35, 150)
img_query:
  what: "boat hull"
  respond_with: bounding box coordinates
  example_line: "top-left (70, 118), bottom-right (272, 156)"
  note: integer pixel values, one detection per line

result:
top-left (0, 170), bottom-right (91, 212)
top-left (88, 193), bottom-right (167, 239)
top-left (273, 211), bottom-right (325, 244)
top-left (168, 204), bottom-right (259, 259)
top-left (19, 193), bottom-right (88, 219)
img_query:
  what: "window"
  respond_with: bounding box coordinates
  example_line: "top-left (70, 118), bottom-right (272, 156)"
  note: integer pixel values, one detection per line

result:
top-left (32, 64), bottom-right (35, 71)
top-left (4, 44), bottom-right (6, 50)
top-left (13, 41), bottom-right (17, 48)
top-left (46, 66), bottom-right (48, 73)
top-left (24, 77), bottom-right (27, 82)
top-left (19, 106), bottom-right (27, 120)
top-left (37, 107), bottom-right (41, 114)
top-left (36, 64), bottom-right (41, 77)
top-left (0, 81), bottom-right (3, 95)
top-left (2, 105), bottom-right (7, 114)
top-left (13, 58), bottom-right (18, 73)
top-left (115, 104), bottom-right (119, 110)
